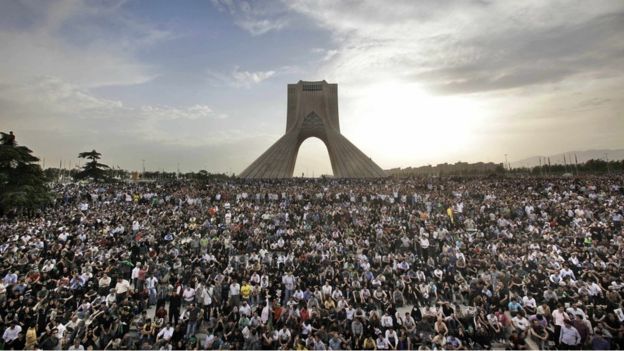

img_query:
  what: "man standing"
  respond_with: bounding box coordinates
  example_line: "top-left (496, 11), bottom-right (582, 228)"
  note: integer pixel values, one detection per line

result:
top-left (114, 277), bottom-right (132, 303)
top-left (185, 303), bottom-right (201, 339)
top-left (282, 272), bottom-right (296, 305)
top-left (169, 290), bottom-right (181, 326)
top-left (552, 305), bottom-right (569, 346)
top-left (559, 319), bottom-right (581, 349)
top-left (146, 273), bottom-right (158, 306)
top-left (229, 279), bottom-right (241, 308)
top-left (131, 263), bottom-right (141, 290)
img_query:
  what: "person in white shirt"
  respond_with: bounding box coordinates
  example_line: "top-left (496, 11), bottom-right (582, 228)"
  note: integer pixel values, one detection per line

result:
top-left (566, 304), bottom-right (587, 320)
top-left (2, 321), bottom-right (22, 348)
top-left (321, 282), bottom-right (333, 302)
top-left (239, 301), bottom-right (252, 317)
top-left (512, 313), bottom-right (530, 337)
top-left (229, 281), bottom-right (241, 307)
top-left (385, 328), bottom-right (399, 349)
top-left (131, 263), bottom-right (141, 290)
top-left (156, 324), bottom-right (174, 342)
top-left (522, 293), bottom-right (537, 314)
top-left (2, 271), bottom-right (17, 286)
top-left (380, 312), bottom-right (394, 328)
top-left (376, 334), bottom-right (389, 350)
top-left (282, 272), bottom-right (296, 305)
top-left (419, 235), bottom-right (430, 257)
top-left (559, 319), bottom-right (581, 348)
top-left (182, 286), bottom-right (196, 306)
top-left (68, 338), bottom-right (85, 351)
top-left (293, 288), bottom-right (305, 302)
top-left (98, 273), bottom-right (112, 296)
top-left (559, 265), bottom-right (576, 281)
top-left (203, 333), bottom-right (215, 349)
top-left (115, 277), bottom-right (132, 302)
top-left (277, 326), bottom-right (291, 348)
top-left (552, 305), bottom-right (570, 346)
top-left (106, 289), bottom-right (116, 306)
top-left (146, 274), bottom-right (159, 306)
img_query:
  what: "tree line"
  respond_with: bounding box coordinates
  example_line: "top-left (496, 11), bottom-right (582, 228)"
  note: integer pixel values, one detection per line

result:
top-left (0, 130), bottom-right (622, 214)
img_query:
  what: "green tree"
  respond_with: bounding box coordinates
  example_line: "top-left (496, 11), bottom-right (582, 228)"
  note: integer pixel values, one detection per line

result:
top-left (0, 131), bottom-right (51, 213)
top-left (75, 149), bottom-right (110, 181)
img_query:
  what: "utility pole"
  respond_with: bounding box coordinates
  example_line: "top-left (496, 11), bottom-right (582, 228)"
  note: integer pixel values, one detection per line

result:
top-left (504, 154), bottom-right (509, 172)
top-left (142, 159), bottom-right (145, 174)
top-left (605, 153), bottom-right (610, 174)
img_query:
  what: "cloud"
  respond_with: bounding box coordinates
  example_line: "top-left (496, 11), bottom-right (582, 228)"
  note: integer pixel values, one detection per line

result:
top-left (211, 0), bottom-right (290, 35)
top-left (139, 104), bottom-right (228, 121)
top-left (207, 66), bottom-right (276, 88)
top-left (232, 68), bottom-right (276, 87)
top-left (272, 0), bottom-right (624, 166)
top-left (0, 0), bottom-right (171, 88)
top-left (0, 76), bottom-right (231, 145)
top-left (285, 1), bottom-right (624, 94)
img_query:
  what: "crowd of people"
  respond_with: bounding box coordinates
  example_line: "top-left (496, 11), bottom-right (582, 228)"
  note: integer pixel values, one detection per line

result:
top-left (1, 175), bottom-right (623, 350)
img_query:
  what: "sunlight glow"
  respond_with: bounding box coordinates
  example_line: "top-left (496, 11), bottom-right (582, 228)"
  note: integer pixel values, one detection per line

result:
top-left (293, 137), bottom-right (334, 177)
top-left (346, 81), bottom-right (487, 166)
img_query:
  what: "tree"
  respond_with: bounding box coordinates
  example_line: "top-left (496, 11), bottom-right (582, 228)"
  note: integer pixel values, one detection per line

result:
top-left (75, 149), bottom-right (110, 181)
top-left (0, 131), bottom-right (51, 213)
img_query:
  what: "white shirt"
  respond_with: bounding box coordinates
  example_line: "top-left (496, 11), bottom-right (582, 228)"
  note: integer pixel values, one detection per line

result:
top-left (3, 325), bottom-right (21, 342)
top-left (131, 267), bottom-right (141, 280)
top-left (512, 316), bottom-right (530, 331)
top-left (552, 310), bottom-right (569, 326)
top-left (277, 328), bottom-right (291, 342)
top-left (183, 288), bottom-right (196, 302)
top-left (157, 326), bottom-right (174, 341)
top-left (522, 296), bottom-right (536, 308)
top-left (588, 282), bottom-right (602, 296)
top-left (239, 304), bottom-right (251, 317)
top-left (559, 268), bottom-right (575, 280)
top-left (146, 277), bottom-right (158, 289)
top-left (381, 315), bottom-right (393, 328)
top-left (559, 325), bottom-right (581, 345)
top-left (282, 275), bottom-right (295, 290)
top-left (229, 283), bottom-right (240, 296)
top-left (115, 279), bottom-right (131, 294)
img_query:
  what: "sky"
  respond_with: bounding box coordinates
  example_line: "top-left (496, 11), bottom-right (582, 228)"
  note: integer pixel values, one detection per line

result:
top-left (1, 0), bottom-right (623, 175)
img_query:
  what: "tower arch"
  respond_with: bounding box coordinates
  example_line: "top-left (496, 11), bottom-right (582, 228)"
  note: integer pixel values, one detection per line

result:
top-left (240, 81), bottom-right (386, 178)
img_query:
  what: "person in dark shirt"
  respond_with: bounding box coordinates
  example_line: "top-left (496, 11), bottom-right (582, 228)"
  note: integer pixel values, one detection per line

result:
top-left (509, 329), bottom-right (527, 350)
top-left (572, 315), bottom-right (590, 346)
top-left (39, 330), bottom-right (60, 350)
top-left (185, 303), bottom-right (201, 338)
top-left (591, 328), bottom-right (610, 350)
top-left (168, 291), bottom-right (181, 326)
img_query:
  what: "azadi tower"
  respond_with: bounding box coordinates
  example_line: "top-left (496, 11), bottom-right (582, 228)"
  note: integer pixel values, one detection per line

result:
top-left (240, 80), bottom-right (386, 178)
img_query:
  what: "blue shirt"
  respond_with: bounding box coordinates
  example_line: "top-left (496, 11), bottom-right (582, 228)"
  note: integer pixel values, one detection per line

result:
top-left (508, 301), bottom-right (522, 312)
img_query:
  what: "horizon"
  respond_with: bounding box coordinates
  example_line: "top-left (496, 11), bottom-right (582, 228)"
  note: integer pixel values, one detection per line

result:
top-left (1, 1), bottom-right (623, 175)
